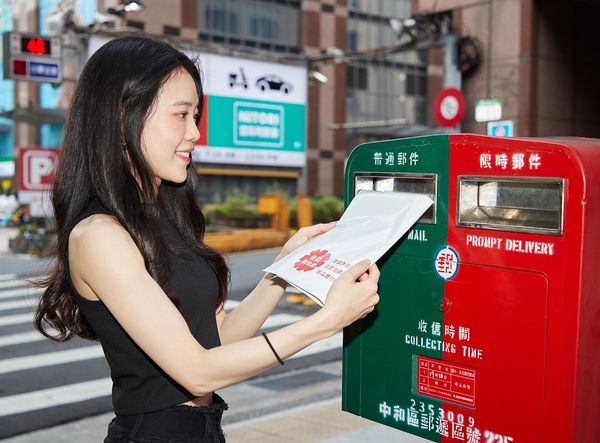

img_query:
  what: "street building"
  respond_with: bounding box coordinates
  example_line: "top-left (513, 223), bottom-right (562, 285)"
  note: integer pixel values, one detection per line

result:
top-left (0, 0), bottom-right (425, 201)
top-left (0, 0), bottom-right (598, 202)
top-left (414, 0), bottom-right (600, 138)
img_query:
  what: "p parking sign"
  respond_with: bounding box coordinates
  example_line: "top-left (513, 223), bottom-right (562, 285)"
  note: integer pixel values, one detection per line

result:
top-left (19, 147), bottom-right (59, 191)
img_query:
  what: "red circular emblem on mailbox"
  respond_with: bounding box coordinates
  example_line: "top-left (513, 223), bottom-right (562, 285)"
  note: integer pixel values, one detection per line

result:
top-left (294, 249), bottom-right (331, 272)
top-left (434, 87), bottom-right (466, 127)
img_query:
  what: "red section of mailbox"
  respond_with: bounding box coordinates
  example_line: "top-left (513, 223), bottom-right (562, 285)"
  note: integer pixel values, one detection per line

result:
top-left (445, 135), bottom-right (600, 443)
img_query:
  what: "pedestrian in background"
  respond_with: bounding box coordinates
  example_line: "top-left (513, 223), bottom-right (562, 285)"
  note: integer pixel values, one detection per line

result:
top-left (34, 35), bottom-right (379, 443)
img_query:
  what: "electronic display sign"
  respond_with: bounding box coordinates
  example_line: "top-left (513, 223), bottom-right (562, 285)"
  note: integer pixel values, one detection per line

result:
top-left (2, 32), bottom-right (62, 83)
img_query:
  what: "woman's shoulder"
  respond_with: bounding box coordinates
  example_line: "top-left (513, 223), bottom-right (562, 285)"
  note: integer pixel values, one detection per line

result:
top-left (71, 212), bottom-right (119, 236)
top-left (70, 213), bottom-right (136, 254)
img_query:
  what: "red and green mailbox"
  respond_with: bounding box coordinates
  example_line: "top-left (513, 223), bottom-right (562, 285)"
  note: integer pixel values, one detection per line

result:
top-left (342, 134), bottom-right (600, 443)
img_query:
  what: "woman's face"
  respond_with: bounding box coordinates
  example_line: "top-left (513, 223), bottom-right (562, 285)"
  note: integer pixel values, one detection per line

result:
top-left (141, 68), bottom-right (200, 185)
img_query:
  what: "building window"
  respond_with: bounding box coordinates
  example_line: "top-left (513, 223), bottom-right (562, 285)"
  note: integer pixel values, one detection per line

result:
top-left (164, 25), bottom-right (180, 36)
top-left (198, 0), bottom-right (301, 53)
top-left (126, 20), bottom-right (144, 30)
top-left (250, 16), bottom-right (278, 40)
top-left (345, 0), bottom-right (428, 130)
top-left (348, 31), bottom-right (358, 52)
top-left (347, 66), bottom-right (368, 90)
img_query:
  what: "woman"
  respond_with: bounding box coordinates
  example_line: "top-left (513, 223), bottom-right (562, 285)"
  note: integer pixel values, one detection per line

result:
top-left (34, 35), bottom-right (379, 443)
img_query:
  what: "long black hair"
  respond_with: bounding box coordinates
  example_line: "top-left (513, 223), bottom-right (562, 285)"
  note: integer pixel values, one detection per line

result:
top-left (35, 35), bottom-right (229, 341)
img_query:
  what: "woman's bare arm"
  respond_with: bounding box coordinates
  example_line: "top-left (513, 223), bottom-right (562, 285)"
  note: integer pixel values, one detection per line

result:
top-left (69, 215), bottom-right (379, 397)
top-left (216, 223), bottom-right (337, 344)
top-left (216, 273), bottom-right (286, 345)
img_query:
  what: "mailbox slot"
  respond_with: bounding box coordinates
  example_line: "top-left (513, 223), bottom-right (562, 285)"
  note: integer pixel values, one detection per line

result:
top-left (354, 173), bottom-right (437, 224)
top-left (457, 176), bottom-right (564, 234)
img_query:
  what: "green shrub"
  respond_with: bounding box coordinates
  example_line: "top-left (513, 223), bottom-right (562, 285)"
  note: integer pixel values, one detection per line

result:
top-left (310, 194), bottom-right (344, 223)
top-left (204, 189), bottom-right (261, 227)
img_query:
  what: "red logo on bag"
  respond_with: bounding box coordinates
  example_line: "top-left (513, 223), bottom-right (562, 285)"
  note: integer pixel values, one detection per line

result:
top-left (294, 249), bottom-right (331, 272)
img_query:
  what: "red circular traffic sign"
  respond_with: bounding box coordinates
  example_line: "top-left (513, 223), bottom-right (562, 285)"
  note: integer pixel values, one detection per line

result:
top-left (434, 87), bottom-right (465, 127)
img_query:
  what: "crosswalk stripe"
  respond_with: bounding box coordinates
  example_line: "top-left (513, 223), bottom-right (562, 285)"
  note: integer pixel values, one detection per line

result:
top-left (0, 298), bottom-right (37, 312)
top-left (224, 300), bottom-right (240, 310)
top-left (0, 287), bottom-right (41, 300)
top-left (0, 330), bottom-right (45, 347)
top-left (0, 279), bottom-right (29, 289)
top-left (0, 274), bottom-right (18, 282)
top-left (261, 313), bottom-right (304, 329)
top-left (293, 332), bottom-right (342, 359)
top-left (0, 378), bottom-right (113, 416)
top-left (0, 313), bottom-right (31, 327)
top-left (0, 345), bottom-right (104, 375)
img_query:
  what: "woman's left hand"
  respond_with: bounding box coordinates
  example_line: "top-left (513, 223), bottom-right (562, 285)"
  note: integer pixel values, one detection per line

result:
top-left (274, 222), bottom-right (337, 263)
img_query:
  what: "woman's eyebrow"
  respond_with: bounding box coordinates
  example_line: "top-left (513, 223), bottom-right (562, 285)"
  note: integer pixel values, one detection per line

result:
top-left (170, 100), bottom-right (197, 107)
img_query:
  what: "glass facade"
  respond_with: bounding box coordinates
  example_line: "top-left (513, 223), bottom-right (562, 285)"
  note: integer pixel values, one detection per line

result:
top-left (347, 0), bottom-right (428, 134)
top-left (0, 0), bottom-right (13, 158)
top-left (0, 0), bottom-right (95, 156)
top-left (39, 0), bottom-right (63, 148)
top-left (198, 0), bottom-right (301, 53)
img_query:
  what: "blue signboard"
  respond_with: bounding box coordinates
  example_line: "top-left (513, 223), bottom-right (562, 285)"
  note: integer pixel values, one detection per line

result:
top-left (29, 61), bottom-right (60, 80)
top-left (487, 120), bottom-right (514, 137)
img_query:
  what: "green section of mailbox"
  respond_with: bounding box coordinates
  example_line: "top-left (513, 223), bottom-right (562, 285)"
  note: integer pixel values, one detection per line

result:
top-left (342, 134), bottom-right (450, 441)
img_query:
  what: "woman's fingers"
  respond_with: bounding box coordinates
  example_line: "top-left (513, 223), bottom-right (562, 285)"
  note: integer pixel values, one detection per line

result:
top-left (304, 221), bottom-right (337, 240)
top-left (367, 263), bottom-right (380, 281)
top-left (344, 259), bottom-right (372, 283)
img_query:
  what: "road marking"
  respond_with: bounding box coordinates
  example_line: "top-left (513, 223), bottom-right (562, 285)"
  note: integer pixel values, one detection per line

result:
top-left (0, 313), bottom-right (32, 327)
top-left (0, 287), bottom-right (41, 300)
top-left (0, 345), bottom-right (104, 375)
top-left (0, 279), bottom-right (29, 289)
top-left (0, 274), bottom-right (18, 282)
top-left (294, 333), bottom-right (342, 359)
top-left (224, 300), bottom-right (240, 310)
top-left (0, 330), bottom-right (47, 347)
top-left (0, 377), bottom-right (113, 416)
top-left (261, 313), bottom-right (303, 329)
top-left (0, 298), bottom-right (37, 312)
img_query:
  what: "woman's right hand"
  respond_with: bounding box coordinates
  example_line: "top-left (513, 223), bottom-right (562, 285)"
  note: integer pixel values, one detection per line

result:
top-left (322, 259), bottom-right (380, 331)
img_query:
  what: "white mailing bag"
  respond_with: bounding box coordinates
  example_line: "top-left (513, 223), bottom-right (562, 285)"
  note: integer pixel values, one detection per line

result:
top-left (263, 190), bottom-right (434, 305)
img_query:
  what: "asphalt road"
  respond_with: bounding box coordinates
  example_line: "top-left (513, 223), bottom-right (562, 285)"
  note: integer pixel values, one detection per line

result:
top-left (0, 248), bottom-right (342, 440)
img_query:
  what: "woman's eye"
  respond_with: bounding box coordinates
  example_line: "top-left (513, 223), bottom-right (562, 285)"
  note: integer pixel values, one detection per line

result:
top-left (177, 112), bottom-right (187, 119)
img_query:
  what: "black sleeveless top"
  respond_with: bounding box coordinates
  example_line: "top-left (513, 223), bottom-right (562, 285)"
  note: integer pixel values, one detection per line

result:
top-left (71, 205), bottom-right (222, 415)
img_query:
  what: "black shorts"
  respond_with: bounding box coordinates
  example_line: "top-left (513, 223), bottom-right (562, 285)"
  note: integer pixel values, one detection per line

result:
top-left (104, 394), bottom-right (228, 443)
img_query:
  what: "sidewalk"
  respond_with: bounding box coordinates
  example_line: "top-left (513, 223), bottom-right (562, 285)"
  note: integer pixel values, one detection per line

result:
top-left (223, 398), bottom-right (428, 443)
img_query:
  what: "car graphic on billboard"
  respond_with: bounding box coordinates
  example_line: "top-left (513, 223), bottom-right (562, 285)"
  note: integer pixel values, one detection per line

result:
top-left (256, 75), bottom-right (293, 94)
